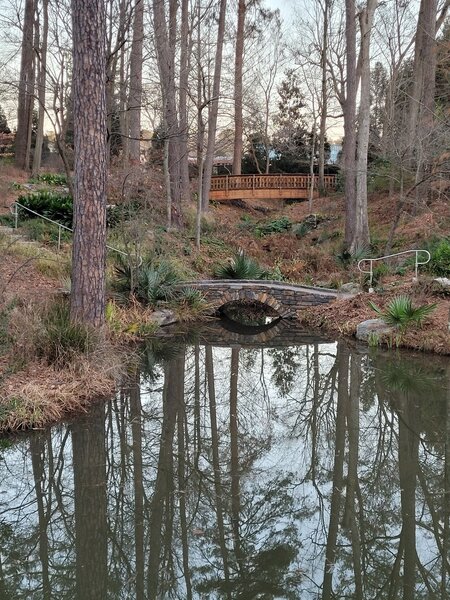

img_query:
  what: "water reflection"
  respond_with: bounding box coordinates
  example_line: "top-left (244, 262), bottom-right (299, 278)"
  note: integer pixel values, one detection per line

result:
top-left (0, 333), bottom-right (449, 599)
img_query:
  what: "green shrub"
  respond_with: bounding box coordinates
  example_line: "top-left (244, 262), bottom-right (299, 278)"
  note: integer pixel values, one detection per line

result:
top-left (17, 191), bottom-right (73, 227)
top-left (255, 216), bottom-right (292, 237)
top-left (426, 238), bottom-right (450, 277)
top-left (215, 251), bottom-right (269, 280)
top-left (34, 173), bottom-right (68, 186)
top-left (35, 299), bottom-right (94, 366)
top-left (113, 255), bottom-right (182, 307)
top-left (138, 261), bottom-right (181, 305)
top-left (369, 295), bottom-right (436, 332)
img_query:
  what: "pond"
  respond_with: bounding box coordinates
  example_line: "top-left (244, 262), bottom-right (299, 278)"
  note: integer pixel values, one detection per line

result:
top-left (0, 322), bottom-right (449, 599)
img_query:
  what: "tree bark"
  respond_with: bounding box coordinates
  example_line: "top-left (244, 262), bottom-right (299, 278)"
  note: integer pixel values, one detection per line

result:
top-left (318, 0), bottom-right (329, 192)
top-left (15, 0), bottom-right (35, 171)
top-left (201, 0), bottom-right (227, 210)
top-left (232, 0), bottom-right (246, 175)
top-left (343, 0), bottom-right (357, 251)
top-left (354, 0), bottom-right (377, 249)
top-left (70, 0), bottom-right (107, 327)
top-left (128, 0), bottom-right (144, 164)
top-left (152, 0), bottom-right (183, 227)
top-left (32, 0), bottom-right (49, 177)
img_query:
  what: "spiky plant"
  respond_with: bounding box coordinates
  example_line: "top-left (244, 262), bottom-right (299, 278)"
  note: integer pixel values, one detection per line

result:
top-left (137, 260), bottom-right (181, 306)
top-left (369, 295), bottom-right (436, 332)
top-left (215, 251), bottom-right (269, 280)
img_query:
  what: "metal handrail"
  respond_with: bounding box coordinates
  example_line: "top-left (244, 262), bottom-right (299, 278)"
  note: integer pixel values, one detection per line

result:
top-left (358, 249), bottom-right (431, 292)
top-left (10, 201), bottom-right (141, 265)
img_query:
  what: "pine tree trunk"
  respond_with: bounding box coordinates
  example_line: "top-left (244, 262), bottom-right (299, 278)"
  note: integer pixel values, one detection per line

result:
top-left (70, 0), bottom-right (107, 327)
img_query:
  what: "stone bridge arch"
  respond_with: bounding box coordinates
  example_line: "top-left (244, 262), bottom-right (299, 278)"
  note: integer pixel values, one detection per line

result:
top-left (211, 289), bottom-right (286, 318)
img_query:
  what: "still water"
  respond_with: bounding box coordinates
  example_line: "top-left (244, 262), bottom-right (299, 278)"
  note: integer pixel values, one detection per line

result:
top-left (0, 322), bottom-right (449, 599)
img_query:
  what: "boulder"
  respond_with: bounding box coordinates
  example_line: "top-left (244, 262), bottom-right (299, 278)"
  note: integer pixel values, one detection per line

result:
top-left (339, 282), bottom-right (362, 295)
top-left (431, 277), bottom-right (450, 295)
top-left (356, 318), bottom-right (394, 342)
top-left (150, 309), bottom-right (178, 327)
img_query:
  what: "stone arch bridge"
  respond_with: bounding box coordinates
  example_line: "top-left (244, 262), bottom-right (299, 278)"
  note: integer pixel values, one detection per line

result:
top-left (183, 280), bottom-right (340, 319)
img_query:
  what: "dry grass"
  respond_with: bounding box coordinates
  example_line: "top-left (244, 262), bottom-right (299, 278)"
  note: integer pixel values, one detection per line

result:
top-left (299, 280), bottom-right (450, 355)
top-left (0, 331), bottom-right (127, 431)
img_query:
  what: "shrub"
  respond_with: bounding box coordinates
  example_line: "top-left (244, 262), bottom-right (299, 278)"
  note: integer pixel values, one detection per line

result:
top-left (138, 260), bottom-right (181, 305)
top-left (113, 255), bottom-right (182, 307)
top-left (18, 191), bottom-right (73, 227)
top-left (369, 295), bottom-right (436, 332)
top-left (426, 238), bottom-right (450, 277)
top-left (34, 173), bottom-right (68, 186)
top-left (215, 251), bottom-right (269, 280)
top-left (255, 216), bottom-right (292, 237)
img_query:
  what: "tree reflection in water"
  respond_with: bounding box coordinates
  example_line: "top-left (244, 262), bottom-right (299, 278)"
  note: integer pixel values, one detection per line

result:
top-left (0, 336), bottom-right (449, 599)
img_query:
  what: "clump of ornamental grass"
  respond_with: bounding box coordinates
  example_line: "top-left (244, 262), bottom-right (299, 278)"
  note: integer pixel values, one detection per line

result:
top-left (215, 251), bottom-right (269, 280)
top-left (368, 294), bottom-right (436, 332)
top-left (34, 298), bottom-right (96, 367)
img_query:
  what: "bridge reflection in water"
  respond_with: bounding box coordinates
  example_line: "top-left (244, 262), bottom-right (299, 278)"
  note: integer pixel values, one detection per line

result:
top-left (210, 173), bottom-right (337, 201)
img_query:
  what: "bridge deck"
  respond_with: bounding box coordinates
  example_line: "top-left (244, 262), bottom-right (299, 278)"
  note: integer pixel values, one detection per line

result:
top-left (210, 174), bottom-right (336, 201)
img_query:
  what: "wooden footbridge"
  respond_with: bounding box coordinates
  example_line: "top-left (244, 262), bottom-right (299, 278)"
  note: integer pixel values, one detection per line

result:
top-left (210, 174), bottom-right (336, 201)
top-left (183, 280), bottom-right (342, 319)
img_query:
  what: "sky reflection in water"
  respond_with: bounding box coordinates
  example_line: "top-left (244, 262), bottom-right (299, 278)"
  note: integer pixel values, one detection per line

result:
top-left (0, 328), bottom-right (449, 599)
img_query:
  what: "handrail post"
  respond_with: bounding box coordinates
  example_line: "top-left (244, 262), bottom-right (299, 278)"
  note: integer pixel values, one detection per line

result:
top-left (369, 260), bottom-right (374, 293)
top-left (13, 203), bottom-right (18, 229)
top-left (58, 225), bottom-right (62, 252)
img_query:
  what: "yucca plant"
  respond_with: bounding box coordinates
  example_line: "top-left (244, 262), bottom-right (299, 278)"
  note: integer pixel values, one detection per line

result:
top-left (215, 251), bottom-right (269, 280)
top-left (369, 294), bottom-right (436, 332)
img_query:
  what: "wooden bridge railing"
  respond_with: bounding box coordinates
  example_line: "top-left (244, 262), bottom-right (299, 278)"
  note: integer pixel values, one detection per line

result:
top-left (210, 174), bottom-right (336, 192)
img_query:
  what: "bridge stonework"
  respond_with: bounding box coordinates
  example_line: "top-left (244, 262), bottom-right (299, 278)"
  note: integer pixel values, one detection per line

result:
top-left (185, 280), bottom-right (339, 319)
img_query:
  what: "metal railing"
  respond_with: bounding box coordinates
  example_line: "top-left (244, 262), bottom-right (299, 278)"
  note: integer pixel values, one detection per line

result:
top-left (10, 201), bottom-right (141, 264)
top-left (358, 249), bottom-right (431, 292)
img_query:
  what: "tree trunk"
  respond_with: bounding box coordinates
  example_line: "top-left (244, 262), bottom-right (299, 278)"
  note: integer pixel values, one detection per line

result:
top-left (343, 0), bottom-right (357, 251)
top-left (152, 0), bottom-right (183, 227)
top-left (70, 0), bottom-right (107, 327)
top-left (15, 0), bottom-right (35, 171)
top-left (354, 0), bottom-right (377, 249)
top-left (128, 0), bottom-right (144, 164)
top-left (318, 0), bottom-right (329, 192)
top-left (232, 0), bottom-right (246, 175)
top-left (32, 0), bottom-right (49, 177)
top-left (72, 406), bottom-right (107, 600)
top-left (178, 0), bottom-right (191, 201)
top-left (201, 0), bottom-right (227, 210)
